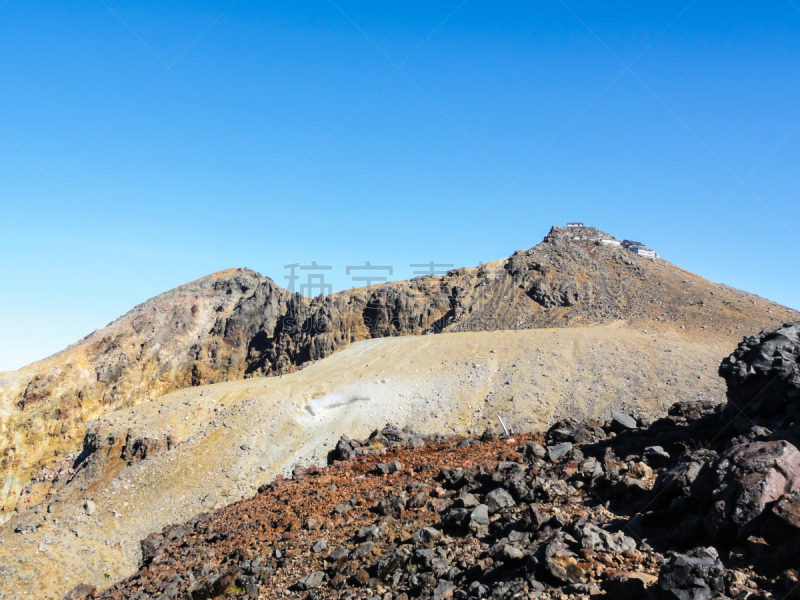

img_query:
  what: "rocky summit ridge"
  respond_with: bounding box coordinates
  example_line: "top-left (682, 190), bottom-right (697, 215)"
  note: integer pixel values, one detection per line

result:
top-left (72, 321), bottom-right (800, 600)
top-left (1, 225), bottom-right (797, 524)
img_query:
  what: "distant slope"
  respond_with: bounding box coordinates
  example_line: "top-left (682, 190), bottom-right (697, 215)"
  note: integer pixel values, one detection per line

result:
top-left (0, 225), bottom-right (797, 522)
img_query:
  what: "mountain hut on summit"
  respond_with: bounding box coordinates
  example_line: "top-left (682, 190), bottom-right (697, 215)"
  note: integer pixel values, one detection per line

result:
top-left (631, 247), bottom-right (658, 258)
top-left (566, 223), bottom-right (659, 258)
top-left (622, 239), bottom-right (659, 258)
top-left (622, 240), bottom-right (644, 249)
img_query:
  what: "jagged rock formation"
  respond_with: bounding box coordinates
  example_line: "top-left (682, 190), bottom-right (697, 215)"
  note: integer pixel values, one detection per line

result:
top-left (719, 321), bottom-right (800, 444)
top-left (0, 227), bottom-right (797, 523)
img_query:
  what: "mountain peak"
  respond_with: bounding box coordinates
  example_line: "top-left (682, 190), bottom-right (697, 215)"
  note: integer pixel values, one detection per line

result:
top-left (196, 266), bottom-right (263, 280)
top-left (544, 223), bottom-right (618, 244)
top-left (1, 231), bottom-right (798, 532)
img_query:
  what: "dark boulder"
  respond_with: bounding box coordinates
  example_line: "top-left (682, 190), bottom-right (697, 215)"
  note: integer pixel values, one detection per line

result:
top-left (601, 571), bottom-right (658, 600)
top-left (140, 532), bottom-right (164, 565)
top-left (653, 462), bottom-right (702, 502)
top-left (519, 441), bottom-right (546, 460)
top-left (668, 400), bottom-right (721, 421)
top-left (772, 490), bottom-right (800, 530)
top-left (376, 460), bottom-right (403, 475)
top-left (63, 584), bottom-right (96, 600)
top-left (719, 322), bottom-right (800, 428)
top-left (547, 442), bottom-right (573, 461)
top-left (468, 504), bottom-right (490, 535)
top-left (378, 493), bottom-right (407, 518)
top-left (658, 553), bottom-right (724, 600)
top-left (546, 419), bottom-right (579, 444)
top-left (573, 522), bottom-right (636, 553)
top-left (328, 436), bottom-right (355, 463)
top-left (691, 440), bottom-right (800, 540)
top-left (297, 571), bottom-right (325, 590)
top-left (485, 488), bottom-right (515, 513)
top-left (610, 410), bottom-right (637, 430)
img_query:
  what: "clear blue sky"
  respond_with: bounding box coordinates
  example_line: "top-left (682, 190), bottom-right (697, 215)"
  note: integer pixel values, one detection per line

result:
top-left (1, 1), bottom-right (799, 370)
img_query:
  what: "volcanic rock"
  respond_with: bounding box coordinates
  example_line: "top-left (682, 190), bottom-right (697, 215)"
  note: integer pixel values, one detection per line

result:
top-left (719, 321), bottom-right (800, 435)
top-left (468, 504), bottom-right (490, 535)
top-left (691, 440), bottom-right (800, 540)
top-left (377, 460), bottom-right (403, 475)
top-left (658, 553), bottom-right (724, 600)
top-left (574, 522), bottom-right (636, 553)
top-left (62, 583), bottom-right (96, 600)
top-left (297, 571), bottom-right (326, 590)
top-left (485, 488), bottom-right (515, 513)
top-left (547, 442), bottom-right (573, 461)
top-left (611, 410), bottom-right (637, 430)
top-left (772, 490), bottom-right (800, 530)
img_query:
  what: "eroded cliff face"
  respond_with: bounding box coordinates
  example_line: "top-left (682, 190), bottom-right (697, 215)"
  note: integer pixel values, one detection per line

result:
top-left (1, 227), bottom-right (797, 521)
top-left (0, 268), bottom-right (283, 518)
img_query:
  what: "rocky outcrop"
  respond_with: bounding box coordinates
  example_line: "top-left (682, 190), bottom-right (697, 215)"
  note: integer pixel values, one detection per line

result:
top-left (720, 321), bottom-right (800, 444)
top-left (605, 321), bottom-right (800, 572)
top-left (658, 553), bottom-right (724, 600)
top-left (87, 405), bottom-right (799, 600)
top-left (92, 427), bottom-right (660, 600)
top-left (1, 231), bottom-right (797, 522)
top-left (691, 441), bottom-right (800, 541)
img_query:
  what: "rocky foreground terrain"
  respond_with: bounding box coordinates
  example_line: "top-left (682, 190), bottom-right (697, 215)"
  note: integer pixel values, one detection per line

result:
top-left (63, 320), bottom-right (800, 600)
top-left (1, 225), bottom-right (797, 524)
top-left (1, 324), bottom-right (730, 598)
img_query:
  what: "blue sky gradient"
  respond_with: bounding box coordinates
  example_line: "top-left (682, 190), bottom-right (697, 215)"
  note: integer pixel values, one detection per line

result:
top-left (1, 1), bottom-right (799, 370)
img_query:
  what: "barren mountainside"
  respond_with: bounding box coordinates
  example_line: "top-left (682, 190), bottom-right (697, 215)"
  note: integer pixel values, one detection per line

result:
top-left (0, 226), bottom-right (797, 523)
top-left (63, 321), bottom-right (800, 600)
top-left (2, 323), bottom-right (733, 597)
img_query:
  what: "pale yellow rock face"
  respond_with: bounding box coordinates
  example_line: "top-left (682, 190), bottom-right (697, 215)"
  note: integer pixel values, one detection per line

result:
top-left (1, 324), bottom-right (729, 598)
top-left (0, 270), bottom-right (267, 520)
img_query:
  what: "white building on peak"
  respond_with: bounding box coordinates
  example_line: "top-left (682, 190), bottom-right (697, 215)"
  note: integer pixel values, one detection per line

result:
top-left (632, 247), bottom-right (658, 258)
